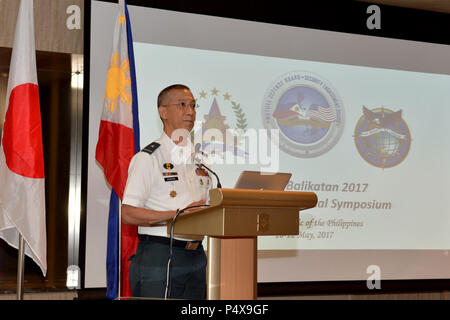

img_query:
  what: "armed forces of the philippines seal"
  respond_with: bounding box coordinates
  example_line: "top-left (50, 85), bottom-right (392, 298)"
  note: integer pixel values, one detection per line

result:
top-left (262, 71), bottom-right (344, 158)
top-left (354, 106), bottom-right (411, 168)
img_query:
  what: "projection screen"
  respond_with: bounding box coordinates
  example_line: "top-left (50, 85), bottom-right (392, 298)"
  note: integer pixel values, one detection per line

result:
top-left (86, 0), bottom-right (450, 288)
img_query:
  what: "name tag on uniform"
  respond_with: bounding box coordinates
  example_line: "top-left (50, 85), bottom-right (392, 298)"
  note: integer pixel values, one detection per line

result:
top-left (164, 176), bottom-right (179, 182)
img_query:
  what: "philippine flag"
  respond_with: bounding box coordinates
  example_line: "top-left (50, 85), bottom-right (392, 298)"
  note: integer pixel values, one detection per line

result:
top-left (0, 0), bottom-right (47, 276)
top-left (95, 0), bottom-right (140, 299)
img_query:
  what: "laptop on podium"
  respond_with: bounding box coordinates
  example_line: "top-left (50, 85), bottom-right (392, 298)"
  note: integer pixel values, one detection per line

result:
top-left (234, 170), bottom-right (291, 191)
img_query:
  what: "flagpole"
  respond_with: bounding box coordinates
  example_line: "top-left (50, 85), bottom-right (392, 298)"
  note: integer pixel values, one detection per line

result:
top-left (118, 199), bottom-right (122, 300)
top-left (16, 234), bottom-right (25, 300)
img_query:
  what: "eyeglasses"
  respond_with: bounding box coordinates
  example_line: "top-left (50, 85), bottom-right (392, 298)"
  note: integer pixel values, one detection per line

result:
top-left (162, 99), bottom-right (199, 110)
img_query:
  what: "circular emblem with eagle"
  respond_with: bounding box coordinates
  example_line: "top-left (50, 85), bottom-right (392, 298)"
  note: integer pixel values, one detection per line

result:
top-left (262, 71), bottom-right (345, 158)
top-left (354, 106), bottom-right (411, 168)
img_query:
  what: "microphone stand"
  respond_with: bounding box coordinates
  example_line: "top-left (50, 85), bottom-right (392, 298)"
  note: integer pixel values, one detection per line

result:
top-left (194, 144), bottom-right (222, 188)
top-left (198, 162), bottom-right (222, 188)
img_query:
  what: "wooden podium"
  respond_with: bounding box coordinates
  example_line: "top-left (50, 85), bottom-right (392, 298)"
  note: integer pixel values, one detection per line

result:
top-left (167, 188), bottom-right (317, 300)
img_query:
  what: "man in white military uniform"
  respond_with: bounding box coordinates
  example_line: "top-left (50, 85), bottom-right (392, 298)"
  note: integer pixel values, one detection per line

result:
top-left (122, 84), bottom-right (212, 299)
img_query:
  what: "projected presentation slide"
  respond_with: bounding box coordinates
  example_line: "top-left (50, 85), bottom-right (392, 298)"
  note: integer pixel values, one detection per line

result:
top-left (86, 1), bottom-right (450, 286)
top-left (133, 42), bottom-right (450, 251)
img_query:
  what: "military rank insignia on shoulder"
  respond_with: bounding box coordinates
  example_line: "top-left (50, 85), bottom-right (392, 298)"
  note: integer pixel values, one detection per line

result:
top-left (142, 142), bottom-right (160, 155)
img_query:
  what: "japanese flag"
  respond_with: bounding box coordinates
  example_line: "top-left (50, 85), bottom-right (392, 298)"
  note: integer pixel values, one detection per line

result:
top-left (0, 0), bottom-right (47, 276)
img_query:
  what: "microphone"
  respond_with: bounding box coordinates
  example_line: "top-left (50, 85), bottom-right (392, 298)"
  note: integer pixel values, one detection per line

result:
top-left (194, 143), bottom-right (222, 189)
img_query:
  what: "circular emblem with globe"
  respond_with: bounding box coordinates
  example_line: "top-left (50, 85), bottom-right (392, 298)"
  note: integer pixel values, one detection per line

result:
top-left (354, 107), bottom-right (411, 168)
top-left (262, 71), bottom-right (344, 158)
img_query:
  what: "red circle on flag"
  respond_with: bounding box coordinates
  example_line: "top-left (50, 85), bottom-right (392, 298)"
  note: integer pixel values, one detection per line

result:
top-left (2, 83), bottom-right (45, 178)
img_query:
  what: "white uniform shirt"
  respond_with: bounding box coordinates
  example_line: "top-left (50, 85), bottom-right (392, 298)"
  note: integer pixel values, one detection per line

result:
top-left (122, 132), bottom-right (212, 241)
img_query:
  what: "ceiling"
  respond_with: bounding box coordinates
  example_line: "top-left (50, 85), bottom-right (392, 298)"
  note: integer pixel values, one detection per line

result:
top-left (357, 0), bottom-right (450, 14)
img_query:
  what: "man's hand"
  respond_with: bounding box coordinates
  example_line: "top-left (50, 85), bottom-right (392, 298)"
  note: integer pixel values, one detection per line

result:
top-left (183, 198), bottom-right (207, 212)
